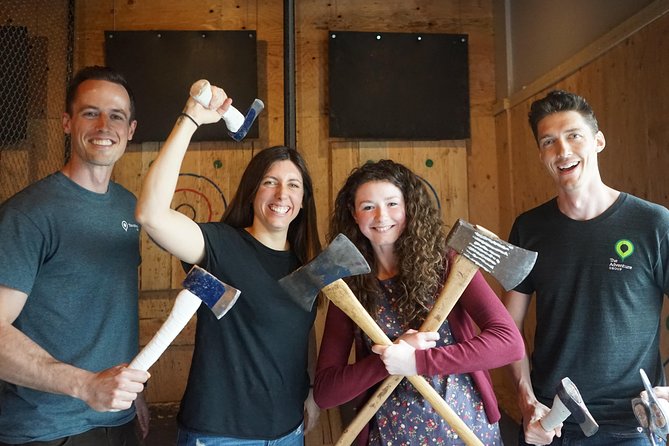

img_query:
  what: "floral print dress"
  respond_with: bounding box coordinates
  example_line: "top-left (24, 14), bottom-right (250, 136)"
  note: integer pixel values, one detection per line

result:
top-left (366, 278), bottom-right (502, 446)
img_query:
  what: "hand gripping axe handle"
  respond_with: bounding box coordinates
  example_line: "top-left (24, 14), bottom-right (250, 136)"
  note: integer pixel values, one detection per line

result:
top-left (540, 377), bottom-right (598, 436)
top-left (322, 278), bottom-right (485, 446)
top-left (336, 219), bottom-right (538, 445)
top-left (129, 265), bottom-right (240, 371)
top-left (190, 79), bottom-right (264, 142)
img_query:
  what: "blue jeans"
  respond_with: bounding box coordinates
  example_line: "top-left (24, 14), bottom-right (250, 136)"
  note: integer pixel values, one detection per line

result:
top-left (518, 425), bottom-right (666, 445)
top-left (176, 423), bottom-right (304, 446)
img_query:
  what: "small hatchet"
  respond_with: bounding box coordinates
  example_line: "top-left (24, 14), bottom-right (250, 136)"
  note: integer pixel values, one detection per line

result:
top-left (278, 233), bottom-right (371, 311)
top-left (541, 377), bottom-right (598, 436)
top-left (190, 79), bottom-right (264, 141)
top-left (129, 265), bottom-right (240, 371)
top-left (336, 219), bottom-right (538, 445)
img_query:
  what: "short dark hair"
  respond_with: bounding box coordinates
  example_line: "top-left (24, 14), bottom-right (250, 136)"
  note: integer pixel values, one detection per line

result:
top-left (65, 66), bottom-right (136, 121)
top-left (222, 146), bottom-right (321, 264)
top-left (528, 90), bottom-right (598, 142)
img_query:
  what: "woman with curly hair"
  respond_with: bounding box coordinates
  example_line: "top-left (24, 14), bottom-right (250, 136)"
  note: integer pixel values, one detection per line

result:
top-left (314, 160), bottom-right (524, 445)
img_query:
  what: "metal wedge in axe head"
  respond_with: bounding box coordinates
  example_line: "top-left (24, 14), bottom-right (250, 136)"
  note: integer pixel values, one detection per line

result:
top-left (336, 218), bottom-right (538, 445)
top-left (129, 265), bottom-right (240, 371)
top-left (190, 79), bottom-right (264, 141)
top-left (278, 233), bottom-right (371, 312)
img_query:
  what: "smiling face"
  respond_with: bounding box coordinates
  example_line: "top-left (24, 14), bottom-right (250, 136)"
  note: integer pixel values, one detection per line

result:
top-left (537, 110), bottom-right (606, 193)
top-left (251, 159), bottom-right (304, 236)
top-left (62, 79), bottom-right (136, 170)
top-left (352, 180), bottom-right (407, 250)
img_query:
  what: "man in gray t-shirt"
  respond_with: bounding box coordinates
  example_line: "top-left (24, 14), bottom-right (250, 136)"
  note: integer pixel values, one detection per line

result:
top-left (504, 90), bottom-right (669, 446)
top-left (0, 66), bottom-right (149, 445)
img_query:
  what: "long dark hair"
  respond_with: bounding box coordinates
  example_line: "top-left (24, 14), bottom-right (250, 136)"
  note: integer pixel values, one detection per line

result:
top-left (330, 160), bottom-right (447, 324)
top-left (222, 146), bottom-right (321, 264)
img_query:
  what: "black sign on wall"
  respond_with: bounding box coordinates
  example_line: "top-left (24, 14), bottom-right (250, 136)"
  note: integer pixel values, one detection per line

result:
top-left (105, 30), bottom-right (259, 143)
top-left (328, 31), bottom-right (470, 140)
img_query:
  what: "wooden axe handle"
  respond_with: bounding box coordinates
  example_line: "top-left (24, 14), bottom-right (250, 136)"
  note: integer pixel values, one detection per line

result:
top-left (335, 255), bottom-right (480, 445)
top-left (322, 278), bottom-right (484, 446)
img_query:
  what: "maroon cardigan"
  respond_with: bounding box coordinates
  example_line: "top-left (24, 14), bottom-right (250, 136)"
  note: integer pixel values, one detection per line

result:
top-left (313, 268), bottom-right (524, 445)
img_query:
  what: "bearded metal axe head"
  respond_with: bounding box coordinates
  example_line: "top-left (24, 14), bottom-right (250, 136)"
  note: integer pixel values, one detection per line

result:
top-left (446, 219), bottom-right (537, 291)
top-left (278, 233), bottom-right (371, 311)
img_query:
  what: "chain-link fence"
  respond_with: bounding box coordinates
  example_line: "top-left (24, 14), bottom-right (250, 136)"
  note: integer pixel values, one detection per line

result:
top-left (0, 0), bottom-right (73, 203)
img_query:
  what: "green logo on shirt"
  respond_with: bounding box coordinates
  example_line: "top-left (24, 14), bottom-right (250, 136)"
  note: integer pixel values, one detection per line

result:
top-left (615, 239), bottom-right (634, 260)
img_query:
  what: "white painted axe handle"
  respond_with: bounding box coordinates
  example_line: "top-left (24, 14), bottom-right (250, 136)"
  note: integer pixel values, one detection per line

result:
top-left (540, 394), bottom-right (571, 431)
top-left (129, 289), bottom-right (201, 371)
top-left (335, 255), bottom-right (480, 445)
top-left (190, 79), bottom-right (245, 132)
top-left (322, 279), bottom-right (483, 446)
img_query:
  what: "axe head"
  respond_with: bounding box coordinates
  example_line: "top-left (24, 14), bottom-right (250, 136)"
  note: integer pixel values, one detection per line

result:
top-left (446, 219), bottom-right (537, 291)
top-left (278, 233), bottom-right (371, 312)
top-left (228, 99), bottom-right (264, 141)
top-left (182, 265), bottom-right (241, 319)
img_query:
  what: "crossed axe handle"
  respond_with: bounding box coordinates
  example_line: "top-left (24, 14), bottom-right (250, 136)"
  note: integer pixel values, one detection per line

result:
top-left (335, 254), bottom-right (480, 445)
top-left (322, 273), bottom-right (485, 446)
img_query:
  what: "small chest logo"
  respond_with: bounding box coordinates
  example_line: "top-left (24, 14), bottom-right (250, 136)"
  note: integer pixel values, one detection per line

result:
top-left (121, 220), bottom-right (140, 232)
top-left (609, 239), bottom-right (634, 271)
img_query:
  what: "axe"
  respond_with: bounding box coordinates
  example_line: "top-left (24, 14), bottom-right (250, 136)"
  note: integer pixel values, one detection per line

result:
top-left (129, 265), bottom-right (240, 371)
top-left (280, 233), bottom-right (485, 445)
top-left (190, 79), bottom-right (264, 141)
top-left (279, 233), bottom-right (371, 312)
top-left (337, 219), bottom-right (538, 445)
top-left (540, 377), bottom-right (598, 436)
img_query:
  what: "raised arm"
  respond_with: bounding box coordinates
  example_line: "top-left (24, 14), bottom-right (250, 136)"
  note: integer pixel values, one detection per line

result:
top-left (135, 82), bottom-right (232, 265)
top-left (0, 285), bottom-right (148, 411)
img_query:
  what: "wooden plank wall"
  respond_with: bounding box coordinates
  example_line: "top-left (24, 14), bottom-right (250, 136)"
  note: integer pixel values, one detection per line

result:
top-left (495, 7), bottom-right (669, 422)
top-left (71, 0), bottom-right (500, 440)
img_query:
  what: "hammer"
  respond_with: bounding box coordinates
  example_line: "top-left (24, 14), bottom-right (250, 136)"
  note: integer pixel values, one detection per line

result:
top-left (129, 265), bottom-right (240, 371)
top-left (190, 79), bottom-right (264, 142)
top-left (540, 377), bottom-right (598, 436)
top-left (336, 219), bottom-right (538, 445)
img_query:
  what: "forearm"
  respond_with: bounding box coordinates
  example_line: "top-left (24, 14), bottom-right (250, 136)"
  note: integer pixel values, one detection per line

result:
top-left (313, 305), bottom-right (388, 408)
top-left (508, 354), bottom-right (539, 415)
top-left (314, 354), bottom-right (387, 408)
top-left (0, 321), bottom-right (91, 399)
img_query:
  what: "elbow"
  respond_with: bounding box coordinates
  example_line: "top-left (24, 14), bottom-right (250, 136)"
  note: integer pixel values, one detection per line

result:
top-left (134, 202), bottom-right (158, 232)
top-left (508, 330), bottom-right (526, 362)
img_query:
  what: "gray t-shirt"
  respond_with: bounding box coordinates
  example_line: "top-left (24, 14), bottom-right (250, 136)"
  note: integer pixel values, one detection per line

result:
top-left (0, 172), bottom-right (140, 443)
top-left (510, 193), bottom-right (669, 430)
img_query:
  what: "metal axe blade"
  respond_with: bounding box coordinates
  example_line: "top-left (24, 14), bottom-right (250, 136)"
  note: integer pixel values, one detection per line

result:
top-left (278, 233), bottom-right (371, 312)
top-left (182, 265), bottom-right (241, 319)
top-left (189, 79), bottom-right (264, 142)
top-left (228, 99), bottom-right (264, 141)
top-left (446, 219), bottom-right (537, 291)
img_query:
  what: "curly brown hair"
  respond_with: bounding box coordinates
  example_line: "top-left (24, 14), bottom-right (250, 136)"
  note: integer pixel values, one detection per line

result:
top-left (329, 160), bottom-right (448, 325)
